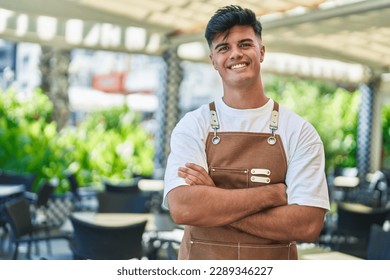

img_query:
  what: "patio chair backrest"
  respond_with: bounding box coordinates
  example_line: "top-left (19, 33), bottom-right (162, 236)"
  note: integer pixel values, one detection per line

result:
top-left (69, 214), bottom-right (147, 260)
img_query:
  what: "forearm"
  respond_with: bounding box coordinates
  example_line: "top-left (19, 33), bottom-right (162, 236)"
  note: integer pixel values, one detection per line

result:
top-left (229, 205), bottom-right (326, 242)
top-left (167, 183), bottom-right (286, 227)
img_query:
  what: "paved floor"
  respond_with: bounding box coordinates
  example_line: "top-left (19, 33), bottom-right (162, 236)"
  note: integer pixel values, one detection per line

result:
top-left (0, 237), bottom-right (74, 260)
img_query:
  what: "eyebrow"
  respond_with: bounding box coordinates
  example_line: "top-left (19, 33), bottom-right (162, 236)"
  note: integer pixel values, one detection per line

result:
top-left (214, 42), bottom-right (228, 50)
top-left (214, 38), bottom-right (255, 50)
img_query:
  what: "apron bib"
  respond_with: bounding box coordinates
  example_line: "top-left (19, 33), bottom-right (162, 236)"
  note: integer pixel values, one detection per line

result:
top-left (178, 101), bottom-right (297, 260)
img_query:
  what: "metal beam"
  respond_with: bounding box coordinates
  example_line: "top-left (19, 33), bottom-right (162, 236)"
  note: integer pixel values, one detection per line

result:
top-left (262, 0), bottom-right (390, 29)
top-left (0, 0), bottom-right (171, 33)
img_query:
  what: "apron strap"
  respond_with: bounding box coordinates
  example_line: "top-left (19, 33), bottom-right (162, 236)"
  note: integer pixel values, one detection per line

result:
top-left (209, 100), bottom-right (280, 134)
top-left (209, 102), bottom-right (220, 144)
top-left (209, 102), bottom-right (219, 130)
top-left (270, 101), bottom-right (279, 134)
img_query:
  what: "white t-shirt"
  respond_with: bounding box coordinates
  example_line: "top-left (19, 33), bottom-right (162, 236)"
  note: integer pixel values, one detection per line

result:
top-left (163, 97), bottom-right (330, 211)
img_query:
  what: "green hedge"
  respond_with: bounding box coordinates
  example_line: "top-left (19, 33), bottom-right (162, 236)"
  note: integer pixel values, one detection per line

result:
top-left (266, 76), bottom-right (390, 172)
top-left (0, 87), bottom-right (154, 194)
top-left (266, 76), bottom-right (360, 171)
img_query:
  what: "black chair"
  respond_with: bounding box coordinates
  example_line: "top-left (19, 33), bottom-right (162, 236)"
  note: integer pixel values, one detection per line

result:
top-left (0, 220), bottom-right (7, 251)
top-left (69, 214), bottom-right (147, 260)
top-left (65, 172), bottom-right (97, 211)
top-left (4, 197), bottom-right (71, 259)
top-left (0, 184), bottom-right (25, 252)
top-left (333, 202), bottom-right (390, 259)
top-left (4, 198), bottom-right (38, 259)
top-left (367, 170), bottom-right (389, 208)
top-left (97, 191), bottom-right (150, 213)
top-left (367, 224), bottom-right (390, 260)
top-left (27, 181), bottom-right (56, 254)
top-left (146, 212), bottom-right (182, 260)
top-left (366, 224), bottom-right (390, 260)
top-left (0, 170), bottom-right (36, 240)
top-left (0, 170), bottom-right (37, 192)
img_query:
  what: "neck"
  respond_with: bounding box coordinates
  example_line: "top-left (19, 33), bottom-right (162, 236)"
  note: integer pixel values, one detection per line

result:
top-left (222, 81), bottom-right (268, 109)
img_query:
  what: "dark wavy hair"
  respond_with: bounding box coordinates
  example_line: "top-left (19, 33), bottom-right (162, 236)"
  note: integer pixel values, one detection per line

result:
top-left (205, 5), bottom-right (262, 47)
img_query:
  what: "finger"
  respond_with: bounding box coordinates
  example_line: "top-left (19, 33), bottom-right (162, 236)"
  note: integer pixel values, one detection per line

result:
top-left (178, 168), bottom-right (199, 182)
top-left (183, 164), bottom-right (210, 180)
top-left (179, 164), bottom-right (214, 186)
top-left (178, 170), bottom-right (187, 179)
top-left (185, 173), bottom-right (204, 185)
top-left (185, 163), bottom-right (206, 172)
top-left (178, 167), bottom-right (189, 175)
top-left (185, 178), bottom-right (194, 185)
top-left (178, 167), bottom-right (198, 178)
top-left (180, 166), bottom-right (204, 178)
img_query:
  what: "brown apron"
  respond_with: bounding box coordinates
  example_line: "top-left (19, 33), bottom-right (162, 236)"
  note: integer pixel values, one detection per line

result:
top-left (178, 101), bottom-right (298, 260)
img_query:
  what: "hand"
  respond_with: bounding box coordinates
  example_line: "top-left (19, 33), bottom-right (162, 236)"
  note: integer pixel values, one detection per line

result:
top-left (266, 183), bottom-right (287, 207)
top-left (178, 163), bottom-right (216, 187)
top-left (259, 183), bottom-right (288, 207)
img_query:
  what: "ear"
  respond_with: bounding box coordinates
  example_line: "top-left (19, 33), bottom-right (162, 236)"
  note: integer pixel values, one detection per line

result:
top-left (209, 54), bottom-right (218, 70)
top-left (260, 45), bottom-right (265, 63)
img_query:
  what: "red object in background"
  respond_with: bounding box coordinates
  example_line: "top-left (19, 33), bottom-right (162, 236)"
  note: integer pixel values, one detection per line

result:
top-left (92, 72), bottom-right (127, 94)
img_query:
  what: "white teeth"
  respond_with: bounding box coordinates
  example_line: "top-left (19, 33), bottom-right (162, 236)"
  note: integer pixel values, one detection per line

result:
top-left (230, 63), bottom-right (246, 69)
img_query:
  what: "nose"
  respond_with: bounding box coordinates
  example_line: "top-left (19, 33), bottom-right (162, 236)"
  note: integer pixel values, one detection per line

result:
top-left (229, 46), bottom-right (243, 60)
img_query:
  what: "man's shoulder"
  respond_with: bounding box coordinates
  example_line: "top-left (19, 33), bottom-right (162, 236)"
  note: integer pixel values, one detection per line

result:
top-left (182, 102), bottom-right (211, 121)
top-left (278, 104), bottom-right (306, 124)
top-left (278, 104), bottom-right (321, 139)
top-left (174, 102), bottom-right (211, 132)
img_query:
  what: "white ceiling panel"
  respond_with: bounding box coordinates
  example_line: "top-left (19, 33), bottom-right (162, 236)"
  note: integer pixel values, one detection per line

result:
top-left (1, 0), bottom-right (389, 81)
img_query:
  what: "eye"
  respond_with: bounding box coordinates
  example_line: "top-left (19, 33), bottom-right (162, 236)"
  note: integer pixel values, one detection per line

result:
top-left (217, 46), bottom-right (229, 53)
top-left (239, 42), bottom-right (252, 48)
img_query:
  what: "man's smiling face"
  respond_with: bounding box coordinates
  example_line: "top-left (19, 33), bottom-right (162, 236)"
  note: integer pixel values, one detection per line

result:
top-left (209, 25), bottom-right (265, 88)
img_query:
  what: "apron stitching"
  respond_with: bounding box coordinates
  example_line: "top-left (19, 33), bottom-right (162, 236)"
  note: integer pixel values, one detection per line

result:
top-left (192, 240), bottom-right (292, 248)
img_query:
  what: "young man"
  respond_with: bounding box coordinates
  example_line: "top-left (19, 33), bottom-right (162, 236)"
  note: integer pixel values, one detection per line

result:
top-left (163, 5), bottom-right (330, 260)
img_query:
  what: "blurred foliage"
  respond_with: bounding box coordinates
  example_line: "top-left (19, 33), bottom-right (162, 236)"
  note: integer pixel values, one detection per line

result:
top-left (1, 77), bottom-right (389, 193)
top-left (382, 105), bottom-right (390, 169)
top-left (0, 87), bottom-right (154, 193)
top-left (63, 105), bottom-right (155, 187)
top-left (265, 75), bottom-right (360, 172)
top-left (0, 88), bottom-right (57, 191)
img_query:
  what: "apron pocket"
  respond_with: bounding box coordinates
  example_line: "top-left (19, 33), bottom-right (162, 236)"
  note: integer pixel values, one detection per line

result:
top-left (209, 167), bottom-right (249, 189)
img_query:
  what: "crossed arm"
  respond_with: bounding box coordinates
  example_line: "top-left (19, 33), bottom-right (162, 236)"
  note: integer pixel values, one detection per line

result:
top-left (167, 163), bottom-right (326, 242)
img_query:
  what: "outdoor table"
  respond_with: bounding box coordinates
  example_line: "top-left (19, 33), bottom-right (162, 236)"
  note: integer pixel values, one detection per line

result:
top-left (0, 184), bottom-right (25, 199)
top-left (138, 179), bottom-right (164, 192)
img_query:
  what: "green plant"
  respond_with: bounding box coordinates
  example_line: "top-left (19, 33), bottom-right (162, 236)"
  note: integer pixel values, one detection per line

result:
top-left (265, 76), bottom-right (360, 172)
top-left (0, 88), bottom-right (154, 194)
top-left (382, 104), bottom-right (390, 168)
top-left (62, 105), bottom-right (155, 186)
top-left (0, 87), bottom-right (57, 191)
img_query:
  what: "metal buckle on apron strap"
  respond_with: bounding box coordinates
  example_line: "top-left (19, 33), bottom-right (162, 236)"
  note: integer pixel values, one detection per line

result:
top-left (268, 109), bottom-right (279, 145)
top-left (209, 101), bottom-right (280, 145)
top-left (210, 109), bottom-right (220, 144)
